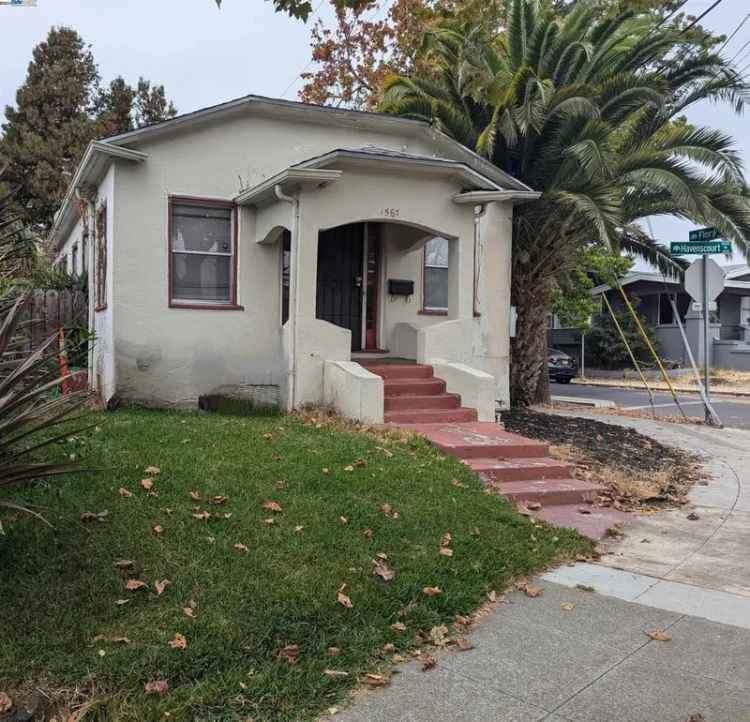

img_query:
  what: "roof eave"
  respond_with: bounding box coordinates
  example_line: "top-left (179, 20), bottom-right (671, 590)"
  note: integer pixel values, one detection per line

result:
top-left (50, 141), bottom-right (148, 248)
top-left (234, 168), bottom-right (343, 207)
top-left (453, 190), bottom-right (541, 204)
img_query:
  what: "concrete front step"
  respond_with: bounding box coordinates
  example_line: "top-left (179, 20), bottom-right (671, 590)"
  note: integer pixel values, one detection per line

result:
top-left (362, 363), bottom-right (434, 379)
top-left (401, 421), bottom-right (549, 459)
top-left (384, 407), bottom-right (478, 424)
top-left (384, 378), bottom-right (446, 396)
top-left (466, 456), bottom-right (574, 482)
top-left (489, 478), bottom-right (601, 506)
top-left (385, 393), bottom-right (461, 411)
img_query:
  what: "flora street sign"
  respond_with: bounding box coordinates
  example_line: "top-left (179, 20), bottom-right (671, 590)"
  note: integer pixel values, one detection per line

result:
top-left (689, 227), bottom-right (720, 242)
top-left (671, 240), bottom-right (731, 255)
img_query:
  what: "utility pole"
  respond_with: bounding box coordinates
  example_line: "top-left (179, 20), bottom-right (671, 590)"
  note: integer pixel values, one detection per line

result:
top-left (703, 252), bottom-right (710, 423)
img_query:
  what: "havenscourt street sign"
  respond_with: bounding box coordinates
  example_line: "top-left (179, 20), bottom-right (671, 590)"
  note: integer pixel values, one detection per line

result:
top-left (671, 240), bottom-right (731, 255)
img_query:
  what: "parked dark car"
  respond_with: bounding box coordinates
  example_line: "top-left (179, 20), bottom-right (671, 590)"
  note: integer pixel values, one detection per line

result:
top-left (548, 349), bottom-right (578, 383)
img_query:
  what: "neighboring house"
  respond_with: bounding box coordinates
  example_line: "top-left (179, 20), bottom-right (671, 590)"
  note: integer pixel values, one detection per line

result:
top-left (585, 266), bottom-right (750, 369)
top-left (51, 94), bottom-right (538, 421)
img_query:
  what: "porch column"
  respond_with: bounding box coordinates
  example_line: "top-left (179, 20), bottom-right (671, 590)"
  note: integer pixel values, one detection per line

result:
top-left (293, 220), bottom-right (319, 320)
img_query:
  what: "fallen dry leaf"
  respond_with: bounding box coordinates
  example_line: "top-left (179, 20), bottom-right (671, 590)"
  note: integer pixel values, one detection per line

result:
top-left (390, 622), bottom-right (406, 633)
top-left (234, 543), bottom-right (250, 553)
top-left (144, 680), bottom-right (168, 696)
top-left (322, 467), bottom-right (331, 475)
top-left (343, 465), bottom-right (354, 472)
top-left (152, 524), bottom-right (164, 535)
top-left (168, 633), bottom-right (187, 650)
top-left (110, 635), bottom-right (131, 644)
top-left (144, 466), bottom-right (161, 475)
top-left (451, 478), bottom-right (465, 488)
top-left (280, 644), bottom-right (300, 664)
top-left (271, 452), bottom-right (282, 461)
top-left (327, 646), bottom-right (340, 657)
top-left (454, 614), bottom-right (472, 626)
top-left (212, 495), bottom-right (228, 505)
top-left (0, 693), bottom-right (12, 714)
top-left (363, 527), bottom-right (374, 538)
top-left (422, 586), bottom-right (442, 597)
top-left (294, 525), bottom-right (304, 532)
top-left (353, 458), bottom-right (367, 468)
top-left (440, 532), bottom-right (452, 547)
top-left (262, 432), bottom-right (273, 440)
top-left (439, 547), bottom-right (454, 557)
top-left (323, 669), bottom-right (349, 678)
top-left (687, 511), bottom-right (700, 521)
top-left (382, 643), bottom-right (395, 653)
top-left (155, 579), bottom-right (171, 596)
top-left (420, 653), bottom-right (437, 671)
top-left (118, 487), bottom-right (133, 498)
top-left (527, 501), bottom-right (542, 510)
top-left (429, 625), bottom-right (449, 646)
top-left (192, 511), bottom-right (211, 521)
top-left (141, 478), bottom-right (154, 491)
top-left (364, 673), bottom-right (387, 687)
top-left (80, 510), bottom-right (108, 523)
top-left (189, 491), bottom-right (202, 501)
top-left (456, 637), bottom-right (474, 651)
top-left (645, 629), bottom-right (672, 642)
top-left (515, 581), bottom-right (543, 598)
top-left (262, 501), bottom-right (283, 513)
top-left (276, 480), bottom-right (286, 490)
top-left (487, 590), bottom-right (497, 603)
top-left (373, 558), bottom-right (395, 582)
top-left (183, 607), bottom-right (196, 618)
top-left (340, 516), bottom-right (348, 524)
top-left (114, 599), bottom-right (130, 606)
top-left (262, 517), bottom-right (275, 525)
top-left (113, 559), bottom-right (135, 570)
top-left (125, 579), bottom-right (147, 591)
top-left (337, 590), bottom-right (353, 609)
top-left (560, 602), bottom-right (576, 612)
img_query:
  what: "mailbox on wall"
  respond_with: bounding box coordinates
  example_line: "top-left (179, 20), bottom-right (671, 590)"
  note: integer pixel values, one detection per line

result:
top-left (388, 279), bottom-right (414, 296)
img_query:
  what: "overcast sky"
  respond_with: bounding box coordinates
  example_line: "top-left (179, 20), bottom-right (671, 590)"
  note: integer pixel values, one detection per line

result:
top-left (1, 0), bottom-right (748, 266)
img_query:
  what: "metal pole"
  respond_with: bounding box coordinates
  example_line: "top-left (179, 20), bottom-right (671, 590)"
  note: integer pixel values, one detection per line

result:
top-left (703, 253), bottom-right (710, 423)
top-left (581, 331), bottom-right (585, 379)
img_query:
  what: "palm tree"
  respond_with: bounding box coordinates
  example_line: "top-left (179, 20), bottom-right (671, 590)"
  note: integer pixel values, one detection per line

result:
top-left (380, 0), bottom-right (750, 405)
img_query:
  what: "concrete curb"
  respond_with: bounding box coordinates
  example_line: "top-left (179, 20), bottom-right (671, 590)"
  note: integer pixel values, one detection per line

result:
top-left (572, 379), bottom-right (750, 398)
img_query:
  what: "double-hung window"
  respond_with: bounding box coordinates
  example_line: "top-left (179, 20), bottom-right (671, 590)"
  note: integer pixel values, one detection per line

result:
top-left (423, 236), bottom-right (449, 312)
top-left (169, 198), bottom-right (237, 307)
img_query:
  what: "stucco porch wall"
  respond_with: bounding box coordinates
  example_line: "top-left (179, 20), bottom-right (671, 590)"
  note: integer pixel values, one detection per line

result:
top-left (107, 112), bottom-right (469, 406)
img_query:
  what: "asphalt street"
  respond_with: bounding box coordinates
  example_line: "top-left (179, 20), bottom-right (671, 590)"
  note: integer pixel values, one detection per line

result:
top-left (554, 381), bottom-right (750, 429)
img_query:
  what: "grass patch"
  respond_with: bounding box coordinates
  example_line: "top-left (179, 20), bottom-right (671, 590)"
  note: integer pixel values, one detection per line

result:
top-left (1, 408), bottom-right (590, 721)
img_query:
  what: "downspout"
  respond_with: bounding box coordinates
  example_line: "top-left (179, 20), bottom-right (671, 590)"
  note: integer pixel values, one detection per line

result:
top-left (274, 184), bottom-right (299, 410)
top-left (473, 203), bottom-right (488, 317)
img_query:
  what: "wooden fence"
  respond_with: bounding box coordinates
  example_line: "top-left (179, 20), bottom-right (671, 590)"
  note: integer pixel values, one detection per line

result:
top-left (17, 289), bottom-right (88, 351)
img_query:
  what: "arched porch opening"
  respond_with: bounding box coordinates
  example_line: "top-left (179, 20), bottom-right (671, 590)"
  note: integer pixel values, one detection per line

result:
top-left (314, 219), bottom-right (458, 353)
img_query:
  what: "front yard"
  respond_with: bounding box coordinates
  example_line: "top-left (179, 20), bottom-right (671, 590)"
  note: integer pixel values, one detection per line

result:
top-left (0, 408), bottom-right (590, 721)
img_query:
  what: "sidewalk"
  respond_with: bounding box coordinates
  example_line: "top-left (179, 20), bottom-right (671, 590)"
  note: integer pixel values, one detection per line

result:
top-left (326, 414), bottom-right (750, 722)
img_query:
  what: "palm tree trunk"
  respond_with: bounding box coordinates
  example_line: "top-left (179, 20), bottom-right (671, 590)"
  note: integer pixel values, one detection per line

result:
top-left (510, 265), bottom-right (553, 406)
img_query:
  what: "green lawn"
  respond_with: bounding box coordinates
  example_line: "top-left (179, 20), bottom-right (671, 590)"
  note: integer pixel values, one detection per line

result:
top-left (0, 408), bottom-right (590, 721)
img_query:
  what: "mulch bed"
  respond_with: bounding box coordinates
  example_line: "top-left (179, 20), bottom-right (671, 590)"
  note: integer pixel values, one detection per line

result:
top-left (500, 408), bottom-right (701, 509)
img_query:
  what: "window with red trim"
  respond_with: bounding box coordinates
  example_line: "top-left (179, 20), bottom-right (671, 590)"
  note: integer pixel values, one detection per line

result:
top-left (169, 199), bottom-right (236, 306)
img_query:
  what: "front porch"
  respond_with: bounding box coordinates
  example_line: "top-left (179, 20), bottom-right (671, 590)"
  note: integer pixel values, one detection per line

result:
top-left (235, 146), bottom-right (537, 421)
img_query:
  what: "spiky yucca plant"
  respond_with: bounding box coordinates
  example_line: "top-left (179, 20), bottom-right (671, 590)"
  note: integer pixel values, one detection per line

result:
top-left (0, 171), bottom-right (88, 525)
top-left (381, 0), bottom-right (750, 404)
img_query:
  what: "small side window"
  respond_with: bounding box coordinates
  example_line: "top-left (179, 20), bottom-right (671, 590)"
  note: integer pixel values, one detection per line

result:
top-left (423, 236), bottom-right (449, 312)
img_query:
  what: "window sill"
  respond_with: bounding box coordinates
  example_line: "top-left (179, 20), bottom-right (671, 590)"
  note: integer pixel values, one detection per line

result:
top-left (419, 309), bottom-right (448, 316)
top-left (95, 304), bottom-right (107, 313)
top-left (170, 302), bottom-right (245, 311)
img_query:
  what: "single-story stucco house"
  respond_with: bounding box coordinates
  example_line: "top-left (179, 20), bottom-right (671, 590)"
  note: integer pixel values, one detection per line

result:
top-left (548, 266), bottom-right (750, 371)
top-left (51, 94), bottom-right (539, 423)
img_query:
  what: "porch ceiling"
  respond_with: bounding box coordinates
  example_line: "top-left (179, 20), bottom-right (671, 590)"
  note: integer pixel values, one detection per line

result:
top-left (234, 168), bottom-right (342, 207)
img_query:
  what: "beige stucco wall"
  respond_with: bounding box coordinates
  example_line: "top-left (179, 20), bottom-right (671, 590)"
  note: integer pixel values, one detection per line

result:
top-left (59, 110), bottom-right (514, 408)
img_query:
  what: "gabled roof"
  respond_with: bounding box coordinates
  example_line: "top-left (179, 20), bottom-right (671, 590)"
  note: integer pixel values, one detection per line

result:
top-left (51, 94), bottom-right (534, 247)
top-left (590, 264), bottom-right (750, 296)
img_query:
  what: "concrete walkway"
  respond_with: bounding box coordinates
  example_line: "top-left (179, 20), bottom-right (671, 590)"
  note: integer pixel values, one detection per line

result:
top-left (326, 414), bottom-right (750, 722)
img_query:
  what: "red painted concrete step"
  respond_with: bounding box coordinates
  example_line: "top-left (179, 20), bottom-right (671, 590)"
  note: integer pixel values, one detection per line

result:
top-left (362, 364), bottom-right (434, 379)
top-left (385, 393), bottom-right (461, 411)
top-left (535, 505), bottom-right (629, 538)
top-left (384, 408), bottom-right (478, 424)
top-left (383, 378), bottom-right (446, 396)
top-left (488, 478), bottom-right (601, 506)
top-left (402, 422), bottom-right (550, 459)
top-left (466, 456), bottom-right (574, 482)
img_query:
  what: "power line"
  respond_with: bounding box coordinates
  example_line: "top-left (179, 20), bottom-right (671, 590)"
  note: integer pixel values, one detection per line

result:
top-left (719, 11), bottom-right (750, 53)
top-left (278, 0), bottom-right (329, 98)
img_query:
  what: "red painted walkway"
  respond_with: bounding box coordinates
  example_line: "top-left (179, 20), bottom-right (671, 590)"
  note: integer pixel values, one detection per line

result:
top-left (362, 362), bottom-right (626, 539)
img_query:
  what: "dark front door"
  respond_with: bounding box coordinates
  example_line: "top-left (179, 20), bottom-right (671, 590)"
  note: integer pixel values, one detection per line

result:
top-left (316, 224), bottom-right (364, 351)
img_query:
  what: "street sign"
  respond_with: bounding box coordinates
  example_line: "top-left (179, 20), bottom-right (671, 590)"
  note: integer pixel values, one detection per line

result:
top-left (671, 240), bottom-right (731, 255)
top-left (689, 227), bottom-right (720, 242)
top-left (684, 257), bottom-right (725, 302)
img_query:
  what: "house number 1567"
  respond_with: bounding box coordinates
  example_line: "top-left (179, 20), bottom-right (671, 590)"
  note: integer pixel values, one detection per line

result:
top-left (380, 208), bottom-right (400, 218)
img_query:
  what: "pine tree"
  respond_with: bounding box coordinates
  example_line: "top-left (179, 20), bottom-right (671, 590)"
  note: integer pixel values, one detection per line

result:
top-left (1, 28), bottom-right (178, 233)
top-left (1, 27), bottom-right (99, 232)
